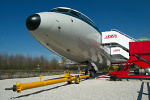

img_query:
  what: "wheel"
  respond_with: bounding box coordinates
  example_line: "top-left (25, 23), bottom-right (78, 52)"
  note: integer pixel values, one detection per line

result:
top-left (118, 78), bottom-right (122, 81)
top-left (68, 81), bottom-right (72, 84)
top-left (75, 75), bottom-right (80, 84)
top-left (94, 69), bottom-right (96, 73)
top-left (110, 75), bottom-right (116, 81)
top-left (85, 69), bottom-right (88, 75)
top-left (89, 70), bottom-right (95, 78)
top-left (84, 69), bottom-right (89, 79)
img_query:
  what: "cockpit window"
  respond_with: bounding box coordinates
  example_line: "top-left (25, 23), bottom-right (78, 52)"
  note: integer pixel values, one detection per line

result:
top-left (56, 8), bottom-right (69, 13)
top-left (81, 15), bottom-right (89, 23)
top-left (81, 14), bottom-right (95, 26)
top-left (70, 10), bottom-right (80, 17)
top-left (50, 8), bottom-right (57, 12)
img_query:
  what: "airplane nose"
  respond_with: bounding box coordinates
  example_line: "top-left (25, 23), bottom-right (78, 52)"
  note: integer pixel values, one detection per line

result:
top-left (26, 14), bottom-right (41, 31)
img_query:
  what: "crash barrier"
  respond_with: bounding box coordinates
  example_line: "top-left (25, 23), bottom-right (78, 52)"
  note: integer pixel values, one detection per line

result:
top-left (0, 70), bottom-right (79, 80)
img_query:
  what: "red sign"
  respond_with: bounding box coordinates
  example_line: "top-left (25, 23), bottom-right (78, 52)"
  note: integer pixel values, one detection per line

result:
top-left (113, 49), bottom-right (120, 52)
top-left (104, 34), bottom-right (117, 39)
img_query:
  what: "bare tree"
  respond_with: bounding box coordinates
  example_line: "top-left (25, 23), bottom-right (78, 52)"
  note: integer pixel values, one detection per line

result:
top-left (0, 53), bottom-right (62, 70)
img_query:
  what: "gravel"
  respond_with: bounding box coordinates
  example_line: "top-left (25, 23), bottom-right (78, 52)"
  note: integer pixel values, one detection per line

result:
top-left (0, 74), bottom-right (149, 100)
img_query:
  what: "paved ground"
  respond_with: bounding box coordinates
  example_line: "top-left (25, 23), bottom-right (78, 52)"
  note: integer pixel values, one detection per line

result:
top-left (0, 73), bottom-right (150, 100)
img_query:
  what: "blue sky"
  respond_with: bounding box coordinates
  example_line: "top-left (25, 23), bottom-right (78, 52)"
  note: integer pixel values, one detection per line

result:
top-left (0, 0), bottom-right (150, 61)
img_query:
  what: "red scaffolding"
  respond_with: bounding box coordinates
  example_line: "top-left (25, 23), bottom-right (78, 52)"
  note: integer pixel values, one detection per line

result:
top-left (108, 41), bottom-right (150, 80)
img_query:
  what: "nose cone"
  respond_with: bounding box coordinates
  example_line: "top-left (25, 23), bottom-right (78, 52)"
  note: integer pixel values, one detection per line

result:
top-left (26, 14), bottom-right (41, 31)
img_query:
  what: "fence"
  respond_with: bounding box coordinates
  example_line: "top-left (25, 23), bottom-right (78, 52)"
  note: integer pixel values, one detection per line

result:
top-left (0, 70), bottom-right (79, 80)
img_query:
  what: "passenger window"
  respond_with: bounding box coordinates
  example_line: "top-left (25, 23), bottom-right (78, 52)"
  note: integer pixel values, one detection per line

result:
top-left (56, 8), bottom-right (69, 13)
top-left (70, 10), bottom-right (80, 17)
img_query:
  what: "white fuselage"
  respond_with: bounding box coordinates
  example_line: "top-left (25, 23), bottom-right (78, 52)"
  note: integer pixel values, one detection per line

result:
top-left (27, 10), bottom-right (111, 68)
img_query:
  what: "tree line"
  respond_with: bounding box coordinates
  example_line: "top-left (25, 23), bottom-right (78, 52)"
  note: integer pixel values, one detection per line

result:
top-left (0, 53), bottom-right (63, 70)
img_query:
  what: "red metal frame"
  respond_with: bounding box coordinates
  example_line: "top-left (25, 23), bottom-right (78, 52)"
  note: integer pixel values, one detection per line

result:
top-left (108, 41), bottom-right (150, 79)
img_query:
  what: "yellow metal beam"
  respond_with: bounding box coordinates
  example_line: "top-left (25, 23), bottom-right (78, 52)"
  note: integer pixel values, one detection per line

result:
top-left (6, 70), bottom-right (89, 93)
